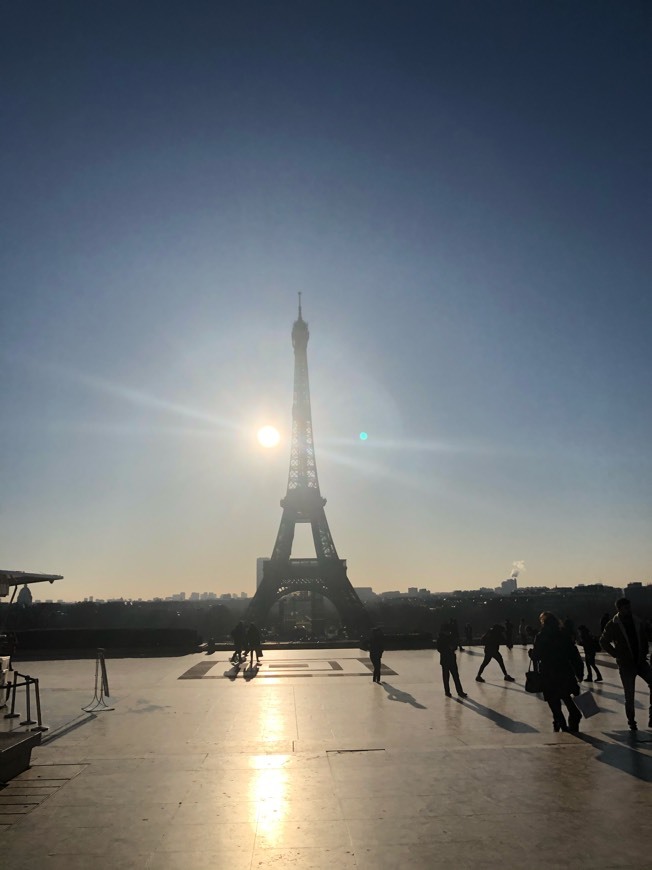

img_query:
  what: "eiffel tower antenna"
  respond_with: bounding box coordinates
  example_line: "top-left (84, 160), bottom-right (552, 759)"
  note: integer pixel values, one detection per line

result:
top-left (246, 300), bottom-right (369, 635)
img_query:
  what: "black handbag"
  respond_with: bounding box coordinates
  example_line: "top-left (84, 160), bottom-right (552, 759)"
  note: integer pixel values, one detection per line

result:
top-left (525, 661), bottom-right (542, 694)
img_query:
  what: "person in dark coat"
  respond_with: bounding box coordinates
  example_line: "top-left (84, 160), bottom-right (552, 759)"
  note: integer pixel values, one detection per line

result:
top-left (577, 625), bottom-right (603, 682)
top-left (530, 612), bottom-right (582, 733)
top-left (368, 627), bottom-right (385, 683)
top-left (600, 598), bottom-right (652, 732)
top-left (600, 612), bottom-right (611, 633)
top-left (475, 624), bottom-right (515, 682)
top-left (246, 622), bottom-right (262, 666)
top-left (464, 623), bottom-right (473, 646)
top-left (518, 619), bottom-right (528, 646)
top-left (436, 627), bottom-right (467, 698)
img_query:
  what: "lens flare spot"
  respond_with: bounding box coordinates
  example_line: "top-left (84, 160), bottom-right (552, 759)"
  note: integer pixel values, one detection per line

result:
top-left (359, 432), bottom-right (368, 441)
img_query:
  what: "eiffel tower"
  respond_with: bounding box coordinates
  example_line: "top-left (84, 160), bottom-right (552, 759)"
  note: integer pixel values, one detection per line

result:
top-left (246, 296), bottom-right (370, 635)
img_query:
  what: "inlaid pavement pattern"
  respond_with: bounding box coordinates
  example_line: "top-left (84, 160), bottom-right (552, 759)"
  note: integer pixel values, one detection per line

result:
top-left (1, 647), bottom-right (651, 869)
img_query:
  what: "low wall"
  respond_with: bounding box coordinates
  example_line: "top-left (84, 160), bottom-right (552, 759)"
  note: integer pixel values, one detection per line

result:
top-left (12, 628), bottom-right (200, 657)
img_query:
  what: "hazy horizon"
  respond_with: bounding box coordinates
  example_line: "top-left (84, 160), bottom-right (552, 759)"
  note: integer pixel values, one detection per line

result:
top-left (2, 2), bottom-right (650, 602)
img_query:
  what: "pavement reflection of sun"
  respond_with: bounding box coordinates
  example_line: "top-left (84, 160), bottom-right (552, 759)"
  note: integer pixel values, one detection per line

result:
top-left (251, 768), bottom-right (288, 843)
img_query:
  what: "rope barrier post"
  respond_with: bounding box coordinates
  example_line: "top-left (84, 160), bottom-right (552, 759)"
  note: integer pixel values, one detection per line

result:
top-left (82, 649), bottom-right (114, 712)
top-left (20, 675), bottom-right (37, 727)
top-left (99, 648), bottom-right (110, 698)
top-left (29, 678), bottom-right (48, 733)
top-left (1, 673), bottom-right (10, 710)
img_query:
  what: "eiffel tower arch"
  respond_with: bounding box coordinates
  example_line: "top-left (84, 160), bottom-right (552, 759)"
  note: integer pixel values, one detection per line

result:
top-left (246, 297), bottom-right (370, 635)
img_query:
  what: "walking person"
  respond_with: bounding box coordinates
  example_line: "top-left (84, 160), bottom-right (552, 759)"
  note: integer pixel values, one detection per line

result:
top-left (519, 618), bottom-right (528, 646)
top-left (600, 598), bottom-right (652, 732)
top-left (230, 621), bottom-right (246, 664)
top-left (504, 618), bottom-right (514, 650)
top-left (246, 622), bottom-right (262, 666)
top-left (368, 626), bottom-right (385, 683)
top-left (436, 626), bottom-right (467, 698)
top-left (530, 612), bottom-right (583, 733)
top-left (577, 625), bottom-right (603, 682)
top-left (476, 624), bottom-right (515, 683)
top-left (464, 623), bottom-right (473, 646)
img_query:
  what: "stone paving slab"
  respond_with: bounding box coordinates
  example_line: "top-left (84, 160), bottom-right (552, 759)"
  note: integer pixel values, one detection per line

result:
top-left (0, 647), bottom-right (651, 868)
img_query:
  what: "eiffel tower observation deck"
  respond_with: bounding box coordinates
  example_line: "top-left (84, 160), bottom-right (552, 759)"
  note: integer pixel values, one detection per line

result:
top-left (246, 297), bottom-right (370, 635)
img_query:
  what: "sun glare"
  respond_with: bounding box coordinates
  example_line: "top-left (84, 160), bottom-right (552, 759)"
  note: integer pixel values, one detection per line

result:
top-left (257, 425), bottom-right (280, 448)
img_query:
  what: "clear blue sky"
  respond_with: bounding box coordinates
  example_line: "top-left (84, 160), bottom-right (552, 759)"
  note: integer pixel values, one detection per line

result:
top-left (1, 1), bottom-right (650, 600)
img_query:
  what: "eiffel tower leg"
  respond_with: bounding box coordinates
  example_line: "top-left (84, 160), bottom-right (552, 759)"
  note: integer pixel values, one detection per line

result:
top-left (246, 559), bottom-right (370, 636)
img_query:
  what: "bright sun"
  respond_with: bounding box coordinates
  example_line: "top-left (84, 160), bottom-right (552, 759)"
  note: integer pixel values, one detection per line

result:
top-left (257, 425), bottom-right (280, 448)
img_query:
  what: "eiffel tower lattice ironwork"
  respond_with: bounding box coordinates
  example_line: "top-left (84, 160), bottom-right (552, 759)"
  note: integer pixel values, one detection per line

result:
top-left (246, 297), bottom-right (370, 634)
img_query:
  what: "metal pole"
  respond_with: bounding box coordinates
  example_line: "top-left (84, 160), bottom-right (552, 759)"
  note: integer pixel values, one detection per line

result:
top-left (21, 675), bottom-right (36, 726)
top-left (4, 673), bottom-right (19, 719)
top-left (94, 655), bottom-right (100, 699)
top-left (29, 677), bottom-right (48, 732)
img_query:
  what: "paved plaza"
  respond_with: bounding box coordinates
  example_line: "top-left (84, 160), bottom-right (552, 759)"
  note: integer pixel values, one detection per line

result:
top-left (1, 646), bottom-right (651, 868)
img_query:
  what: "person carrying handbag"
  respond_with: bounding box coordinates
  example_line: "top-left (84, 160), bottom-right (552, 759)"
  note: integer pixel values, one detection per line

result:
top-left (530, 612), bottom-right (582, 733)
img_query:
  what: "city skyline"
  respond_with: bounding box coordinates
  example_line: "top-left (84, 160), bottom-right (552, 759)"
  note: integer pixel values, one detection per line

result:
top-left (2, 3), bottom-right (650, 602)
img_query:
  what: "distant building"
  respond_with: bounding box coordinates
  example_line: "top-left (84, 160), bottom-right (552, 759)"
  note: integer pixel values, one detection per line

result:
top-left (16, 585), bottom-right (33, 606)
top-left (354, 586), bottom-right (377, 602)
top-left (625, 582), bottom-right (652, 605)
top-left (496, 577), bottom-right (517, 596)
top-left (256, 558), bottom-right (269, 589)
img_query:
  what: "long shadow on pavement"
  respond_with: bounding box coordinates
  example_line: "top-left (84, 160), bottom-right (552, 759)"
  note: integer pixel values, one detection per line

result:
top-left (592, 685), bottom-right (645, 707)
top-left (578, 733), bottom-right (652, 783)
top-left (458, 697), bottom-right (539, 733)
top-left (381, 682), bottom-right (427, 709)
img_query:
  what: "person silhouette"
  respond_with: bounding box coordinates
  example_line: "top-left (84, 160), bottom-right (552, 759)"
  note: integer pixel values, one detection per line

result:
top-left (600, 598), bottom-right (652, 732)
top-left (577, 625), bottom-right (602, 682)
top-left (368, 627), bottom-right (385, 683)
top-left (230, 621), bottom-right (246, 664)
top-left (436, 626), bottom-right (467, 698)
top-left (504, 618), bottom-right (514, 650)
top-left (246, 622), bottom-right (262, 666)
top-left (531, 612), bottom-right (582, 732)
top-left (476, 624), bottom-right (515, 682)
